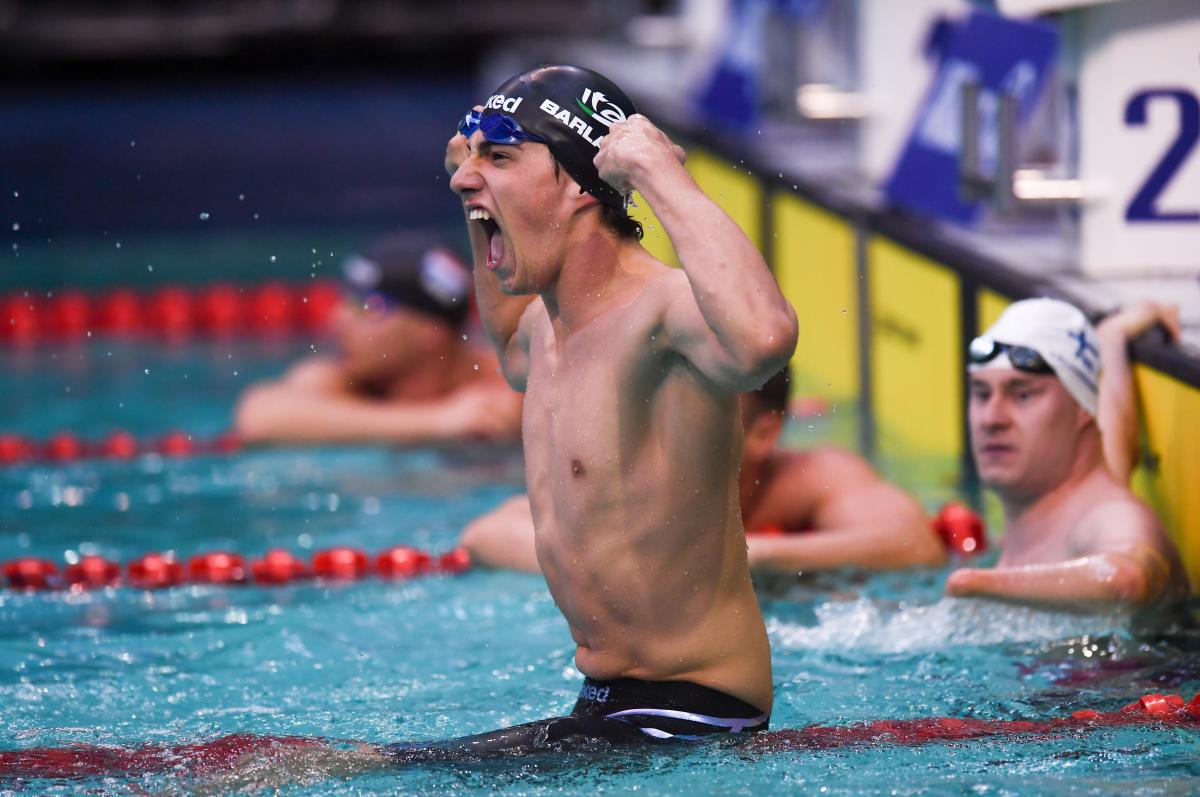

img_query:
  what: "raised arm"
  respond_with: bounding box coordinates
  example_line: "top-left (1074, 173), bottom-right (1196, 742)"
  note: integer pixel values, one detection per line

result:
top-left (445, 131), bottom-right (537, 391)
top-left (595, 116), bottom-right (797, 390)
top-left (1096, 301), bottom-right (1180, 483)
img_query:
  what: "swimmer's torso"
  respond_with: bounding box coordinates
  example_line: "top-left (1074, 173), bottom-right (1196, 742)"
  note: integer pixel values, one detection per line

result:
top-left (521, 270), bottom-right (772, 713)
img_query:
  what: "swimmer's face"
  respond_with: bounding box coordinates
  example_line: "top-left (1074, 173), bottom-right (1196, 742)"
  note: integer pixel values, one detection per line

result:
top-left (334, 300), bottom-right (446, 384)
top-left (451, 133), bottom-right (592, 295)
top-left (740, 395), bottom-right (783, 465)
top-left (968, 369), bottom-right (1091, 498)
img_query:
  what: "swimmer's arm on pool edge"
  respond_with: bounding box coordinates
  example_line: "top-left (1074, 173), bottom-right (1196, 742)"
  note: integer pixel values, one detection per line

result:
top-left (595, 116), bottom-right (797, 389)
top-left (747, 452), bottom-right (946, 572)
top-left (946, 503), bottom-right (1171, 609)
top-left (234, 361), bottom-right (521, 445)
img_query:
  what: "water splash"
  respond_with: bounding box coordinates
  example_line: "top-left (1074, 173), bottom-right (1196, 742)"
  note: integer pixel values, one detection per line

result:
top-left (769, 597), bottom-right (1127, 653)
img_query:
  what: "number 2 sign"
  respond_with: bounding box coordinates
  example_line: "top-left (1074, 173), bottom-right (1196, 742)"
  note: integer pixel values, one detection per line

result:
top-left (1079, 0), bottom-right (1200, 276)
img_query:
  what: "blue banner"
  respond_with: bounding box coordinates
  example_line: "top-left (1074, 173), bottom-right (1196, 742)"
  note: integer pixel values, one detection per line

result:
top-left (883, 11), bottom-right (1058, 225)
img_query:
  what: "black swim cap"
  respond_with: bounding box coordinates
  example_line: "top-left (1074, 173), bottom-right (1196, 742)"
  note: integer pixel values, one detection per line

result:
top-left (481, 65), bottom-right (636, 210)
top-left (343, 235), bottom-right (471, 328)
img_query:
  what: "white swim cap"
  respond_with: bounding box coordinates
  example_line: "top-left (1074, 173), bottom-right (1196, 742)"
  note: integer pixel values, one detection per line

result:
top-left (971, 298), bottom-right (1101, 416)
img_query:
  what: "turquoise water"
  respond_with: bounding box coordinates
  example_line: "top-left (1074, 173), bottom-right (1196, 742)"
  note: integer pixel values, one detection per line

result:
top-left (1, 341), bottom-right (1198, 795)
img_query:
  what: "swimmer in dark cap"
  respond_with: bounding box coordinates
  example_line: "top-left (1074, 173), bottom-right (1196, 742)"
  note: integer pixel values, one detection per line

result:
top-left (410, 62), bottom-right (798, 753)
top-left (234, 235), bottom-right (521, 445)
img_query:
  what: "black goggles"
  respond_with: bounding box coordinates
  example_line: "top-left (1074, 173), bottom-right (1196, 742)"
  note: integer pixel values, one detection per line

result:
top-left (967, 337), bottom-right (1054, 375)
top-left (458, 110), bottom-right (545, 145)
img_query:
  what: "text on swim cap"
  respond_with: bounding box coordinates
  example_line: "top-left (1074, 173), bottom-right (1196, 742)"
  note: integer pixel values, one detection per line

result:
top-left (538, 99), bottom-right (604, 148)
top-left (485, 94), bottom-right (524, 113)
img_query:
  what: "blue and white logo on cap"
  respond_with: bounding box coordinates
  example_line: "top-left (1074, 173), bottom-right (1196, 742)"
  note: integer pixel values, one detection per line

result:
top-left (419, 249), bottom-right (470, 309)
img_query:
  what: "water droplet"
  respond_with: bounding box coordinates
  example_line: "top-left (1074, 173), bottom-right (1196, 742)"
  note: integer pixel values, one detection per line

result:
top-left (11, 191), bottom-right (17, 198)
top-left (130, 140), bottom-right (136, 147)
top-left (147, 264), bottom-right (154, 271)
top-left (238, 193), bottom-right (245, 201)
top-left (269, 255), bottom-right (277, 263)
top-left (198, 212), bottom-right (210, 221)
top-left (10, 222), bottom-right (18, 232)
top-left (115, 241), bottom-right (121, 249)
top-left (144, 368), bottom-right (150, 374)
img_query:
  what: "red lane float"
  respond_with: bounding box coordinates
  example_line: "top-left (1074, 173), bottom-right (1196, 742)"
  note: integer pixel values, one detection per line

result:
top-left (932, 502), bottom-right (987, 556)
top-left (45, 291), bottom-right (91, 339)
top-left (247, 282), bottom-right (294, 333)
top-left (0, 294), bottom-right (39, 342)
top-left (95, 289), bottom-right (142, 334)
top-left (250, 549), bottom-right (312, 585)
top-left (2, 558), bottom-right (59, 591)
top-left (0, 435), bottom-right (34, 464)
top-left (196, 284), bottom-right (244, 336)
top-left (0, 694), bottom-right (1196, 780)
top-left (4, 546), bottom-right (473, 591)
top-left (101, 431), bottom-right (139, 459)
top-left (65, 556), bottom-right (121, 589)
top-left (126, 554), bottom-right (185, 590)
top-left (297, 282), bottom-right (341, 331)
top-left (312, 547), bottom-right (370, 580)
top-left (376, 546), bottom-right (433, 578)
top-left (188, 552), bottom-right (247, 585)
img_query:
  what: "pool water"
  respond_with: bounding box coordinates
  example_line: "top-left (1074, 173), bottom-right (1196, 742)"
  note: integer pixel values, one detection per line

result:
top-left (1, 341), bottom-right (1198, 796)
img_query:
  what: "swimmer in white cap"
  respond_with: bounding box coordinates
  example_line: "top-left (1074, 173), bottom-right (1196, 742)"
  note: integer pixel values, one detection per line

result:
top-left (946, 298), bottom-right (1188, 615)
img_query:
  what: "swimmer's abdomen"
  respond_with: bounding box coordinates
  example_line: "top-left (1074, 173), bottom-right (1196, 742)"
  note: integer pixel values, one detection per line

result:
top-left (522, 329), bottom-right (770, 708)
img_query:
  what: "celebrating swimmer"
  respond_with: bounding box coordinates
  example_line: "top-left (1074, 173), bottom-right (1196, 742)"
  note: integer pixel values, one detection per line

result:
top-left (946, 298), bottom-right (1188, 616)
top-left (426, 64), bottom-right (798, 752)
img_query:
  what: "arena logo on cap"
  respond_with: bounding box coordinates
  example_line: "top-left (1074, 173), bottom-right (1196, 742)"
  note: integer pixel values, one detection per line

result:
top-left (485, 94), bottom-right (524, 114)
top-left (538, 99), bottom-right (605, 148)
top-left (574, 88), bottom-right (627, 129)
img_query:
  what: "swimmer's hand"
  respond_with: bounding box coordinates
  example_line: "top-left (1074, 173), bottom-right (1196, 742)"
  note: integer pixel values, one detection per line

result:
top-left (445, 106), bottom-right (483, 177)
top-left (445, 133), bottom-right (469, 177)
top-left (434, 384), bottom-right (522, 443)
top-left (1098, 300), bottom-right (1181, 345)
top-left (594, 114), bottom-right (687, 195)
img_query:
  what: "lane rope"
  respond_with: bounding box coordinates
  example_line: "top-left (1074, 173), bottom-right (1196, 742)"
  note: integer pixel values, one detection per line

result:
top-left (0, 281), bottom-right (341, 343)
top-left (2, 545), bottom-right (472, 591)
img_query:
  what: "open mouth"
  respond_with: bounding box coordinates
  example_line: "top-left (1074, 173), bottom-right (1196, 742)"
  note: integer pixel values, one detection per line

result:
top-left (468, 208), bottom-right (504, 271)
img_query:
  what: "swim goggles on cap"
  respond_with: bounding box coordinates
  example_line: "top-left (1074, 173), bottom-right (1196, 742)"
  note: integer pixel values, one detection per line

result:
top-left (968, 337), bottom-right (1054, 375)
top-left (458, 110), bottom-right (546, 145)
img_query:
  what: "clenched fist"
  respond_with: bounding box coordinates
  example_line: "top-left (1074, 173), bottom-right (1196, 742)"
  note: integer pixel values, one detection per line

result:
top-left (593, 114), bottom-right (687, 196)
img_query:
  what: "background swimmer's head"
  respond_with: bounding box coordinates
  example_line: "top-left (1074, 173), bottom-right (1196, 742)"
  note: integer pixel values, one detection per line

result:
top-left (969, 298), bottom-right (1100, 416)
top-left (741, 367), bottom-right (790, 463)
top-left (482, 64), bottom-right (643, 240)
top-left (967, 299), bottom-right (1101, 497)
top-left (337, 235), bottom-right (472, 383)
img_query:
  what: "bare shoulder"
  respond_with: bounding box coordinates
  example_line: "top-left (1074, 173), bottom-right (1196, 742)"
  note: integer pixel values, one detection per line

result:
top-left (282, 357), bottom-right (346, 391)
top-left (795, 445), bottom-right (881, 484)
top-left (1070, 490), bottom-right (1166, 553)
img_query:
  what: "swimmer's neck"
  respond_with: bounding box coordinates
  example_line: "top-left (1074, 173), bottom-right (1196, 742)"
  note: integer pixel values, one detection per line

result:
top-left (375, 340), bottom-right (475, 401)
top-left (540, 231), bottom-right (655, 336)
top-left (998, 446), bottom-right (1111, 539)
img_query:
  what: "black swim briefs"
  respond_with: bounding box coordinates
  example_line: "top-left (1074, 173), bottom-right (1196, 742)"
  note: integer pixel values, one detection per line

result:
top-left (383, 677), bottom-right (769, 762)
